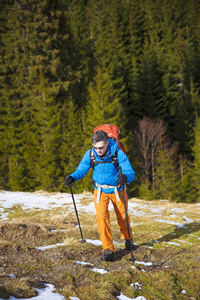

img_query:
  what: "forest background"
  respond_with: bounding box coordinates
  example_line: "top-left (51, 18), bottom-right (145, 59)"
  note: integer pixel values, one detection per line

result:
top-left (0, 0), bottom-right (200, 203)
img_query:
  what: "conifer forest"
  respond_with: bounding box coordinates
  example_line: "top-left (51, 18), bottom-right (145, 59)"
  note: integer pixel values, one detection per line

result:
top-left (0, 0), bottom-right (200, 202)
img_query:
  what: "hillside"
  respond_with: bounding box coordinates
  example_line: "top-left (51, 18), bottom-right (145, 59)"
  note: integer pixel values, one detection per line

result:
top-left (0, 190), bottom-right (200, 299)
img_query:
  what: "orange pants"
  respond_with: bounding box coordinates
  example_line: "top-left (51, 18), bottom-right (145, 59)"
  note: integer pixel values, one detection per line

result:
top-left (94, 189), bottom-right (133, 252)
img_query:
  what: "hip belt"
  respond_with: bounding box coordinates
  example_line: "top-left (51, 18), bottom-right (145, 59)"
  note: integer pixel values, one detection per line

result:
top-left (94, 182), bottom-right (126, 203)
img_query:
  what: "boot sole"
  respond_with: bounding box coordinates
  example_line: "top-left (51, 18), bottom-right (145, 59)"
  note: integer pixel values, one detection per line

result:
top-left (100, 255), bottom-right (114, 261)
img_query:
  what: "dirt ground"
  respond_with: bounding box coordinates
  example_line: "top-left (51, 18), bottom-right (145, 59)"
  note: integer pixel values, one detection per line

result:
top-left (0, 221), bottom-right (200, 300)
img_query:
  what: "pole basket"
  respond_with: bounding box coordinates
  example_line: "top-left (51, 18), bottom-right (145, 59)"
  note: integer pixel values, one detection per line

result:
top-left (80, 239), bottom-right (86, 243)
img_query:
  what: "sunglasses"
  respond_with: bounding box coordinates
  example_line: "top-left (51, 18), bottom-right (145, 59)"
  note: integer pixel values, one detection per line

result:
top-left (93, 145), bottom-right (105, 150)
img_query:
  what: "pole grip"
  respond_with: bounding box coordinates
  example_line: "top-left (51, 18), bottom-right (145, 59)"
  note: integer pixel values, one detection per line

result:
top-left (118, 166), bottom-right (122, 176)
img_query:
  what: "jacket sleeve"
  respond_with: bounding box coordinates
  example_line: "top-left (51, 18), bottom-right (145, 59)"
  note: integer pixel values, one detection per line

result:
top-left (117, 149), bottom-right (136, 184)
top-left (70, 150), bottom-right (91, 182)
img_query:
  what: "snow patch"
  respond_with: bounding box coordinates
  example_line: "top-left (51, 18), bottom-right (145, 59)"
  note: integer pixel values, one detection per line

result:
top-left (36, 243), bottom-right (68, 250)
top-left (135, 261), bottom-right (153, 267)
top-left (0, 190), bottom-right (92, 219)
top-left (0, 283), bottom-right (64, 300)
top-left (9, 274), bottom-right (16, 278)
top-left (116, 293), bottom-right (146, 300)
top-left (90, 267), bottom-right (108, 274)
top-left (86, 239), bottom-right (102, 246)
top-left (130, 282), bottom-right (143, 290)
top-left (171, 208), bottom-right (185, 213)
top-left (154, 218), bottom-right (186, 228)
top-left (76, 261), bottom-right (93, 266)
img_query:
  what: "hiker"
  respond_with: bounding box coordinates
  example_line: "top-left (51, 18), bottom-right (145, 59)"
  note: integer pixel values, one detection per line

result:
top-left (65, 130), bottom-right (136, 261)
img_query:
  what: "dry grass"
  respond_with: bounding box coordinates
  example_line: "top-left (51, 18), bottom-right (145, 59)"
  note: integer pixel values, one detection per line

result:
top-left (0, 192), bottom-right (200, 299)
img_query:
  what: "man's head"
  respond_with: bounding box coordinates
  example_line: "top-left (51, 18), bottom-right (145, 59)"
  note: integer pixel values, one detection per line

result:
top-left (92, 130), bottom-right (109, 157)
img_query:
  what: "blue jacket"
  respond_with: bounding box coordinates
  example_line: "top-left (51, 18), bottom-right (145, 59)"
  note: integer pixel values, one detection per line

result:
top-left (71, 138), bottom-right (135, 194)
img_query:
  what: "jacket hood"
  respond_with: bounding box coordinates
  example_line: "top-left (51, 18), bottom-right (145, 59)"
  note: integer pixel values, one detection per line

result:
top-left (108, 138), bottom-right (118, 153)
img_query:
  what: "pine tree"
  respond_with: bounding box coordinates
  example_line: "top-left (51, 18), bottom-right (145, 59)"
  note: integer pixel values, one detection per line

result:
top-left (154, 149), bottom-right (177, 200)
top-left (0, 0), bottom-right (75, 191)
top-left (1, 0), bottom-right (200, 198)
top-left (158, 0), bottom-right (197, 157)
top-left (192, 117), bottom-right (200, 201)
top-left (0, 2), bottom-right (28, 190)
top-left (30, 73), bottom-right (61, 191)
top-left (87, 67), bottom-right (122, 127)
top-left (138, 40), bottom-right (166, 119)
top-left (59, 97), bottom-right (89, 193)
top-left (87, 0), bottom-right (128, 128)
top-left (67, 0), bottom-right (94, 107)
top-left (171, 156), bottom-right (198, 203)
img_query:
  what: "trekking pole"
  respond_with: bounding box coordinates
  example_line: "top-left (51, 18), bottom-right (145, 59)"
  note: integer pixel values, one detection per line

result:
top-left (119, 167), bottom-right (135, 263)
top-left (69, 184), bottom-right (86, 244)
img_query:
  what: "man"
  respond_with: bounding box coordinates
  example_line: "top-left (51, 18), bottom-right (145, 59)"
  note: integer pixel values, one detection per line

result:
top-left (65, 130), bottom-right (136, 261)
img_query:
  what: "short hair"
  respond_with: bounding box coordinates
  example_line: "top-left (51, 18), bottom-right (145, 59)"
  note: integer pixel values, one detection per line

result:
top-left (92, 130), bottom-right (108, 145)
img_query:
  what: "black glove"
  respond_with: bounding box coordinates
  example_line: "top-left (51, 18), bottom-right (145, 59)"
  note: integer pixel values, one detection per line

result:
top-left (117, 173), bottom-right (127, 185)
top-left (65, 175), bottom-right (74, 186)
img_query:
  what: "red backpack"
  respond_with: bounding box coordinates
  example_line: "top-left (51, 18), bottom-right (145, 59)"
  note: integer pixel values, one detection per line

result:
top-left (93, 124), bottom-right (126, 154)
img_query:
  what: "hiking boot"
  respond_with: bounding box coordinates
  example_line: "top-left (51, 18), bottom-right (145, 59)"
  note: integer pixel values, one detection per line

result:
top-left (100, 249), bottom-right (114, 261)
top-left (125, 239), bottom-right (137, 251)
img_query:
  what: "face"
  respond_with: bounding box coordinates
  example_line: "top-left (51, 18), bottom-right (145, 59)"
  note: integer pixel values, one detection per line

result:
top-left (92, 141), bottom-right (109, 157)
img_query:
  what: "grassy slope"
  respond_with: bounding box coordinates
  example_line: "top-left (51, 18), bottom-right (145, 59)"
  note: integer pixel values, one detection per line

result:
top-left (0, 191), bottom-right (200, 300)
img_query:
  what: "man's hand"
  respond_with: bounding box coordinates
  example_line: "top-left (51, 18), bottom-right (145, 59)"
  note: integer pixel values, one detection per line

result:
top-left (117, 173), bottom-right (127, 185)
top-left (65, 175), bottom-right (74, 186)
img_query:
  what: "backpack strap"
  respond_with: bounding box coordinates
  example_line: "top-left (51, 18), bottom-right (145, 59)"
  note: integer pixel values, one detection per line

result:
top-left (90, 149), bottom-right (124, 198)
top-left (90, 148), bottom-right (96, 169)
top-left (111, 149), bottom-right (119, 169)
top-left (90, 148), bottom-right (99, 183)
